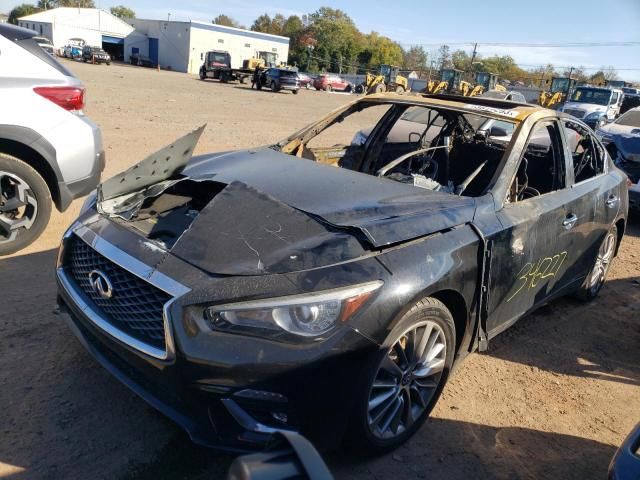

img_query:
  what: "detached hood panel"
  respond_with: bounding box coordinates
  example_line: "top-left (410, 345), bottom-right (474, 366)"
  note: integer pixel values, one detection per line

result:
top-left (183, 148), bottom-right (476, 247)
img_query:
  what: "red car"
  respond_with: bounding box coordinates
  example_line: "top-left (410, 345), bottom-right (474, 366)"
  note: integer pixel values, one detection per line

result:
top-left (313, 73), bottom-right (352, 92)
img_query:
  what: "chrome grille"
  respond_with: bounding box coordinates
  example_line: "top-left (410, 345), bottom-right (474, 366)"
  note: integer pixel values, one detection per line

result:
top-left (564, 108), bottom-right (585, 119)
top-left (67, 235), bottom-right (171, 350)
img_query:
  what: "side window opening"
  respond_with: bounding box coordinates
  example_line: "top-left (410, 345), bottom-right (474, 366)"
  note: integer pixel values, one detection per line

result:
top-left (507, 121), bottom-right (564, 203)
top-left (562, 120), bottom-right (604, 183)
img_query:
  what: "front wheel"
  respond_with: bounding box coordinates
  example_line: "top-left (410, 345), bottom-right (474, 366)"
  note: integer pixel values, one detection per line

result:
top-left (575, 225), bottom-right (617, 301)
top-left (292, 89), bottom-right (299, 95)
top-left (349, 297), bottom-right (455, 452)
top-left (0, 154), bottom-right (52, 256)
top-left (271, 81), bottom-right (278, 92)
top-left (199, 69), bottom-right (206, 80)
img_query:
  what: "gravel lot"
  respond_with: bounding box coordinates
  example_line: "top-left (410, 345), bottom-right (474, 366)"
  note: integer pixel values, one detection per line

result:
top-left (1, 60), bottom-right (639, 480)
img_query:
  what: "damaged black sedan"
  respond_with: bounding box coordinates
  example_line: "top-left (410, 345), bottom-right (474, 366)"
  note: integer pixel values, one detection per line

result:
top-left (56, 94), bottom-right (628, 452)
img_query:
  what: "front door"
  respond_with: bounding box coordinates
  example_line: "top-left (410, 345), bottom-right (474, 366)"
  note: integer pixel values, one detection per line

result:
top-left (485, 119), bottom-right (578, 337)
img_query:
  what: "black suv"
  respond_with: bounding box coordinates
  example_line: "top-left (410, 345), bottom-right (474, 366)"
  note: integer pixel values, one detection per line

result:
top-left (82, 46), bottom-right (111, 65)
top-left (258, 68), bottom-right (299, 94)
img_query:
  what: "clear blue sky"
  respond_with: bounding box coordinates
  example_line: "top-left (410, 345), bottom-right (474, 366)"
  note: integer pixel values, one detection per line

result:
top-left (5, 0), bottom-right (640, 81)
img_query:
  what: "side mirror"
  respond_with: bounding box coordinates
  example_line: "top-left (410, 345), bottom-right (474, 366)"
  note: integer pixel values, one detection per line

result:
top-left (227, 431), bottom-right (333, 480)
top-left (489, 126), bottom-right (509, 137)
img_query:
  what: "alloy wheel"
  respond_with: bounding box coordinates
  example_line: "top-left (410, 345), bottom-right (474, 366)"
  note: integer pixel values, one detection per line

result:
top-left (367, 320), bottom-right (446, 439)
top-left (0, 171), bottom-right (38, 244)
top-left (588, 231), bottom-right (616, 290)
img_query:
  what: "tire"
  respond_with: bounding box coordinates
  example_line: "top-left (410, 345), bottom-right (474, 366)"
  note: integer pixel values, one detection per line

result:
top-left (355, 84), bottom-right (365, 94)
top-left (292, 89), bottom-right (299, 95)
top-left (574, 225), bottom-right (618, 301)
top-left (345, 84), bottom-right (353, 93)
top-left (373, 83), bottom-right (385, 94)
top-left (239, 76), bottom-right (246, 84)
top-left (324, 84), bottom-right (333, 92)
top-left (0, 153), bottom-right (52, 256)
top-left (395, 85), bottom-right (405, 94)
top-left (271, 81), bottom-right (278, 92)
top-left (348, 297), bottom-right (456, 453)
top-left (199, 69), bottom-right (206, 80)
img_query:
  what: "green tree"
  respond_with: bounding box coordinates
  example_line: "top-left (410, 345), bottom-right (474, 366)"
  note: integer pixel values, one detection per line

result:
top-left (437, 45), bottom-right (452, 70)
top-left (110, 5), bottom-right (135, 19)
top-left (9, 3), bottom-right (40, 24)
top-left (251, 13), bottom-right (272, 32)
top-left (213, 14), bottom-right (245, 29)
top-left (402, 45), bottom-right (427, 71)
top-left (364, 32), bottom-right (403, 68)
top-left (307, 7), bottom-right (363, 73)
top-left (451, 49), bottom-right (470, 70)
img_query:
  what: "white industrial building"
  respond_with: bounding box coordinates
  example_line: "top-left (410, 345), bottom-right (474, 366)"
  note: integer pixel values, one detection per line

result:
top-left (124, 20), bottom-right (290, 74)
top-left (17, 8), bottom-right (134, 60)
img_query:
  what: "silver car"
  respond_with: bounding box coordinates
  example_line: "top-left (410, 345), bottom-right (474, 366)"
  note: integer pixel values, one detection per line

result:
top-left (0, 24), bottom-right (104, 255)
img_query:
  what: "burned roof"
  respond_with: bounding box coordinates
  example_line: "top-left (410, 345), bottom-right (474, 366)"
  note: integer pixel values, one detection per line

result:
top-left (359, 92), bottom-right (543, 122)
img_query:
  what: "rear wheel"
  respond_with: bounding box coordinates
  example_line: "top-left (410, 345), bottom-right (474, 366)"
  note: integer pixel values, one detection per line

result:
top-left (395, 85), bottom-right (405, 94)
top-left (575, 225), bottom-right (617, 301)
top-left (0, 154), bottom-right (52, 256)
top-left (271, 81), bottom-right (278, 92)
top-left (292, 89), bottom-right (299, 95)
top-left (349, 297), bottom-right (455, 452)
top-left (199, 68), bottom-right (206, 80)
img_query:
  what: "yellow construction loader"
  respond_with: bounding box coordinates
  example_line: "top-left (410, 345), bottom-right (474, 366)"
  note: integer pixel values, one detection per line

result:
top-left (538, 76), bottom-right (576, 108)
top-left (356, 65), bottom-right (409, 94)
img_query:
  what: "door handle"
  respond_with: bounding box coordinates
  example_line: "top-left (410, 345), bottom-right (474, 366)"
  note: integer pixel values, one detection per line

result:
top-left (606, 195), bottom-right (619, 208)
top-left (563, 214), bottom-right (578, 229)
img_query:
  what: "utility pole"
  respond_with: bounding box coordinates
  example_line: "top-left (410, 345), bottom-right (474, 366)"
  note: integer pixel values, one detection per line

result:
top-left (167, 13), bottom-right (171, 22)
top-left (468, 42), bottom-right (478, 81)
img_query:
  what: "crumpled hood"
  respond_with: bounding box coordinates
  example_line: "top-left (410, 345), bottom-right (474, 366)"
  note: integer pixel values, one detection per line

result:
top-left (98, 131), bottom-right (477, 276)
top-left (184, 148), bottom-right (476, 243)
top-left (166, 148), bottom-right (476, 275)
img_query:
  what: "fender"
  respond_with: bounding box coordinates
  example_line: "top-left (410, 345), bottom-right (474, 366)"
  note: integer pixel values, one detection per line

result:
top-left (0, 124), bottom-right (61, 180)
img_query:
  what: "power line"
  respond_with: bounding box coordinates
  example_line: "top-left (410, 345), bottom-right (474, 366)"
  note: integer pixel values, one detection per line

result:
top-left (400, 41), bottom-right (640, 48)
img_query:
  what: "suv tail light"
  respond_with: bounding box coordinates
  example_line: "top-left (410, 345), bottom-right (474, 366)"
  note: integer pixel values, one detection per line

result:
top-left (34, 86), bottom-right (85, 112)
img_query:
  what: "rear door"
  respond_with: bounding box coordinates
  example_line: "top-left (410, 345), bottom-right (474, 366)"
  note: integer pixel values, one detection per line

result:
top-left (559, 119), bottom-right (619, 280)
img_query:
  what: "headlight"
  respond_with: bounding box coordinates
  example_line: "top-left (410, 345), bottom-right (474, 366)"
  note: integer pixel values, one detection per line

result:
top-left (79, 189), bottom-right (97, 215)
top-left (204, 281), bottom-right (383, 338)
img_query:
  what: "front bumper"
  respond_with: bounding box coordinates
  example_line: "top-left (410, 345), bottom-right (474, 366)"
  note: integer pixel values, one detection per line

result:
top-left (55, 227), bottom-right (377, 451)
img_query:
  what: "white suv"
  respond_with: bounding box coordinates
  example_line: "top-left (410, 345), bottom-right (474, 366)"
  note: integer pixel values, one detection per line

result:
top-left (0, 23), bottom-right (104, 255)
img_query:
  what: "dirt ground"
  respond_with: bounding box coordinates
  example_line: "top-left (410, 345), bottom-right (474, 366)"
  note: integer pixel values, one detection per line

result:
top-left (1, 61), bottom-right (639, 480)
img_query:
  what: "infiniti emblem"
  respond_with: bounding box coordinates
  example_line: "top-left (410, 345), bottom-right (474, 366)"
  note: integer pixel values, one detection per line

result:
top-left (89, 270), bottom-right (113, 299)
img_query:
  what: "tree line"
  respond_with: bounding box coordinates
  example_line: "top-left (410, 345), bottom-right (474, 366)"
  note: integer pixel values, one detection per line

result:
top-left (8, 2), bottom-right (620, 85)
top-left (214, 7), bottom-right (620, 85)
